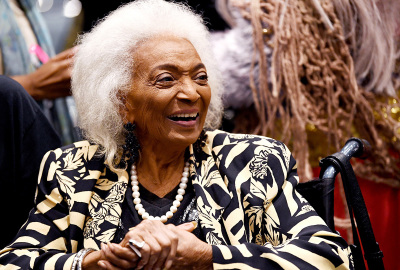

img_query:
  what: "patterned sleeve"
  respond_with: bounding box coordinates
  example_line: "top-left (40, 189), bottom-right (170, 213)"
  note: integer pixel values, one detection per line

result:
top-left (0, 148), bottom-right (77, 269)
top-left (210, 134), bottom-right (353, 269)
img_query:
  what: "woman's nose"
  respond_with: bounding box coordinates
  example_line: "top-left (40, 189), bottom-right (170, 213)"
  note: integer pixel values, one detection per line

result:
top-left (177, 79), bottom-right (200, 102)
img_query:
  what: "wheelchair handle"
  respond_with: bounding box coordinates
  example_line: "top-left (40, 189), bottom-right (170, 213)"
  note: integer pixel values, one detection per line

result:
top-left (321, 138), bottom-right (371, 179)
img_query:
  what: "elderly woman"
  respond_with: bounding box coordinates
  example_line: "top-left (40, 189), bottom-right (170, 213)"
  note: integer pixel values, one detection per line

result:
top-left (0, 0), bottom-right (352, 269)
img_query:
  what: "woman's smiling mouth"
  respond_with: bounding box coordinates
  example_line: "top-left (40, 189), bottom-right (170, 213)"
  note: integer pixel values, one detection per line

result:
top-left (167, 112), bottom-right (199, 122)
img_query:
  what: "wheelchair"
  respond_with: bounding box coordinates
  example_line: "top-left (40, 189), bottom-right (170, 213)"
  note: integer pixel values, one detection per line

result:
top-left (296, 138), bottom-right (385, 270)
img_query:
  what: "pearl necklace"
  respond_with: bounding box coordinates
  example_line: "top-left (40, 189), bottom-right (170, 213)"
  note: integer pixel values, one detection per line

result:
top-left (130, 162), bottom-right (189, 223)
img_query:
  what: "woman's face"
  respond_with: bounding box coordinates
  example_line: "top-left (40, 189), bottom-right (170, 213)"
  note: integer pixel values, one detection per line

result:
top-left (124, 36), bottom-right (211, 150)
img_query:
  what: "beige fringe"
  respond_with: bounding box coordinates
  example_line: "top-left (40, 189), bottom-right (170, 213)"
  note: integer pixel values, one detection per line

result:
top-left (233, 0), bottom-right (400, 187)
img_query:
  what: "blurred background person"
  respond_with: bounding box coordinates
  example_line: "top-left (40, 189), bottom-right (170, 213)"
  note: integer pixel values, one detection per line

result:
top-left (0, 75), bottom-right (61, 248)
top-left (0, 0), bottom-right (80, 248)
top-left (0, 0), bottom-right (80, 145)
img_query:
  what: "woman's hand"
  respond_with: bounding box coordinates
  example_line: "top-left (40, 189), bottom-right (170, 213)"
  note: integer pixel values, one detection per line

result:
top-left (91, 220), bottom-right (212, 270)
top-left (85, 220), bottom-right (181, 269)
top-left (12, 47), bottom-right (76, 100)
top-left (81, 243), bottom-right (140, 270)
top-left (168, 222), bottom-right (213, 270)
top-left (119, 220), bottom-right (180, 270)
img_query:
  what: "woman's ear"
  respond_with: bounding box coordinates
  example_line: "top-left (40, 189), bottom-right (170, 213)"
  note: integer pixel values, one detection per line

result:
top-left (118, 91), bottom-right (135, 124)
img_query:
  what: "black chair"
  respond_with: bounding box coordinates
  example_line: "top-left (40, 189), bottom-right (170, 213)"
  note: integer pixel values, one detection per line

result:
top-left (296, 138), bottom-right (384, 270)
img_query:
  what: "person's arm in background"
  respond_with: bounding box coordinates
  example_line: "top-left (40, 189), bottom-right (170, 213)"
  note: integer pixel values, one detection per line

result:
top-left (11, 47), bottom-right (76, 100)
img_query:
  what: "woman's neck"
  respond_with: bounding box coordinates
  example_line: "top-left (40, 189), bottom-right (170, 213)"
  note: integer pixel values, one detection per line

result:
top-left (134, 145), bottom-right (188, 197)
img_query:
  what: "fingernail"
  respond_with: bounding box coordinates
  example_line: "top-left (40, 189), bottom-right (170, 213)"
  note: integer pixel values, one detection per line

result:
top-left (98, 260), bottom-right (107, 268)
top-left (108, 243), bottom-right (114, 251)
top-left (165, 260), bottom-right (172, 269)
top-left (191, 221), bottom-right (198, 229)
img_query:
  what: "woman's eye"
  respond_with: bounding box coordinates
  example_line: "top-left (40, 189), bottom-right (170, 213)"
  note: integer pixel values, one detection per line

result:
top-left (195, 73), bottom-right (208, 83)
top-left (157, 75), bottom-right (174, 82)
top-left (154, 74), bottom-right (175, 87)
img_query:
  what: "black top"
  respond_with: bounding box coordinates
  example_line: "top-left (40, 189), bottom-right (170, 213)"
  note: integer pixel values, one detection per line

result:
top-left (112, 180), bottom-right (205, 243)
top-left (0, 76), bottom-right (61, 248)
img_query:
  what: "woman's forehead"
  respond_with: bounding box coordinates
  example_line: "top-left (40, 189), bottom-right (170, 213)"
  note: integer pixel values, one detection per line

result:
top-left (133, 36), bottom-right (203, 72)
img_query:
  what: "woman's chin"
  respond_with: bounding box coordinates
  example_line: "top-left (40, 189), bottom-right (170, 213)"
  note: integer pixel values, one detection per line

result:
top-left (166, 130), bottom-right (202, 148)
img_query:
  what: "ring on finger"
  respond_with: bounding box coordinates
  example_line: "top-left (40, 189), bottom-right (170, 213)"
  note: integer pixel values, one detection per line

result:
top-left (128, 239), bottom-right (145, 258)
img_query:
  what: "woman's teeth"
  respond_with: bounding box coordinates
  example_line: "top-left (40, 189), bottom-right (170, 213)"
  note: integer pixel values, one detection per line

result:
top-left (168, 113), bottom-right (199, 121)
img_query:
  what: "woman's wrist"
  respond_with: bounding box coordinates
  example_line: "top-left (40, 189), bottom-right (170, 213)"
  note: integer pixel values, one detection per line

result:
top-left (197, 243), bottom-right (213, 270)
top-left (80, 249), bottom-right (102, 270)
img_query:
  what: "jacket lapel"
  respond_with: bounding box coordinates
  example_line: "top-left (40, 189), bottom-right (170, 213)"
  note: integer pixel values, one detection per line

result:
top-left (82, 160), bottom-right (129, 249)
top-left (190, 144), bottom-right (234, 245)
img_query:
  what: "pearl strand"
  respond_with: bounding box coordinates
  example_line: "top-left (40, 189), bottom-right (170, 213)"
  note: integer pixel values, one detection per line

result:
top-left (130, 162), bottom-right (189, 223)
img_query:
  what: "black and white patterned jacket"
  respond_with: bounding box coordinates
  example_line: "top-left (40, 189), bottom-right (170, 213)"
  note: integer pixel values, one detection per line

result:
top-left (0, 130), bottom-right (352, 269)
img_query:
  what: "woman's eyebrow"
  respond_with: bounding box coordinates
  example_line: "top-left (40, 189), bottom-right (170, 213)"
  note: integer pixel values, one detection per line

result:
top-left (150, 64), bottom-right (179, 73)
top-left (193, 63), bottom-right (207, 72)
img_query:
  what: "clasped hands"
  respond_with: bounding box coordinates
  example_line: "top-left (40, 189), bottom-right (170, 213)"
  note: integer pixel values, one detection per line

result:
top-left (82, 220), bottom-right (212, 270)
